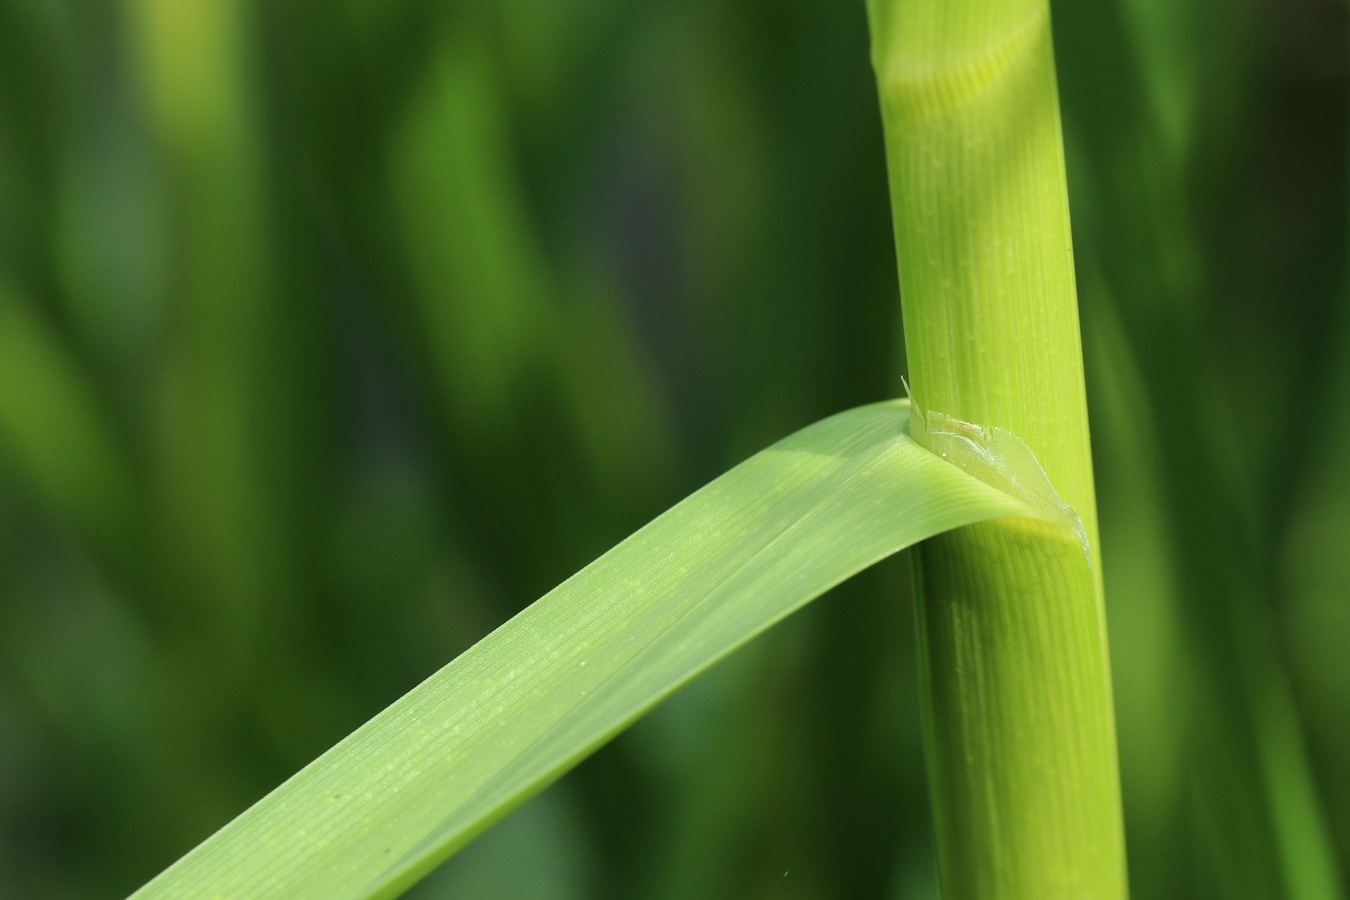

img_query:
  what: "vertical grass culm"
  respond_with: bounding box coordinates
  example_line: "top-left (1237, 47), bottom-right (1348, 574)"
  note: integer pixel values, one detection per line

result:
top-left (865, 0), bottom-right (1129, 896)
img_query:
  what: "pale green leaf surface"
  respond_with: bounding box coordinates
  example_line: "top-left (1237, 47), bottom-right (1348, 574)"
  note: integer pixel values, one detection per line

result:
top-left (134, 400), bottom-right (1037, 900)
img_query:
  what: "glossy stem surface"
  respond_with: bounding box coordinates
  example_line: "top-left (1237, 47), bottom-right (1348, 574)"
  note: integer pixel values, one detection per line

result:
top-left (867, 0), bottom-right (1128, 895)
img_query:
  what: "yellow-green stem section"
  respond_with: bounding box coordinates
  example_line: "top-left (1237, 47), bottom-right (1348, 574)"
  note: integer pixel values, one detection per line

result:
top-left (867, 0), bottom-right (1127, 896)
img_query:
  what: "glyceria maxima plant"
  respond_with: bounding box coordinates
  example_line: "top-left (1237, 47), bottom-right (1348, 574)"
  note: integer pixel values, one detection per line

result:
top-left (133, 0), bottom-right (1127, 896)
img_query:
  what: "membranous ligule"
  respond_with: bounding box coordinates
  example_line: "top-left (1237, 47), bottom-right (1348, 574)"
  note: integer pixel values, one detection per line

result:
top-left (903, 384), bottom-right (1089, 560)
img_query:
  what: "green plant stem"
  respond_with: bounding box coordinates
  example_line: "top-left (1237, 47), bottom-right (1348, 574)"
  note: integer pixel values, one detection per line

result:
top-left (866, 0), bottom-right (1127, 895)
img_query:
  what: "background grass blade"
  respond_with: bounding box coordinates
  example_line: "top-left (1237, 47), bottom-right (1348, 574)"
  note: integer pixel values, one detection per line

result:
top-left (0, 281), bottom-right (138, 558)
top-left (1053, 0), bottom-right (1344, 893)
top-left (132, 399), bottom-right (1034, 899)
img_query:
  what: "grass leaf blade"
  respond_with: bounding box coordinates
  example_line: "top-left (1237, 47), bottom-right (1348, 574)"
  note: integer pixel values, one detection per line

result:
top-left (133, 400), bottom-right (1033, 899)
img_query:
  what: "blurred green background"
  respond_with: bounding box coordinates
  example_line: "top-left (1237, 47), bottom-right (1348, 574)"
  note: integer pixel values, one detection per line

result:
top-left (0, 0), bottom-right (1346, 897)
